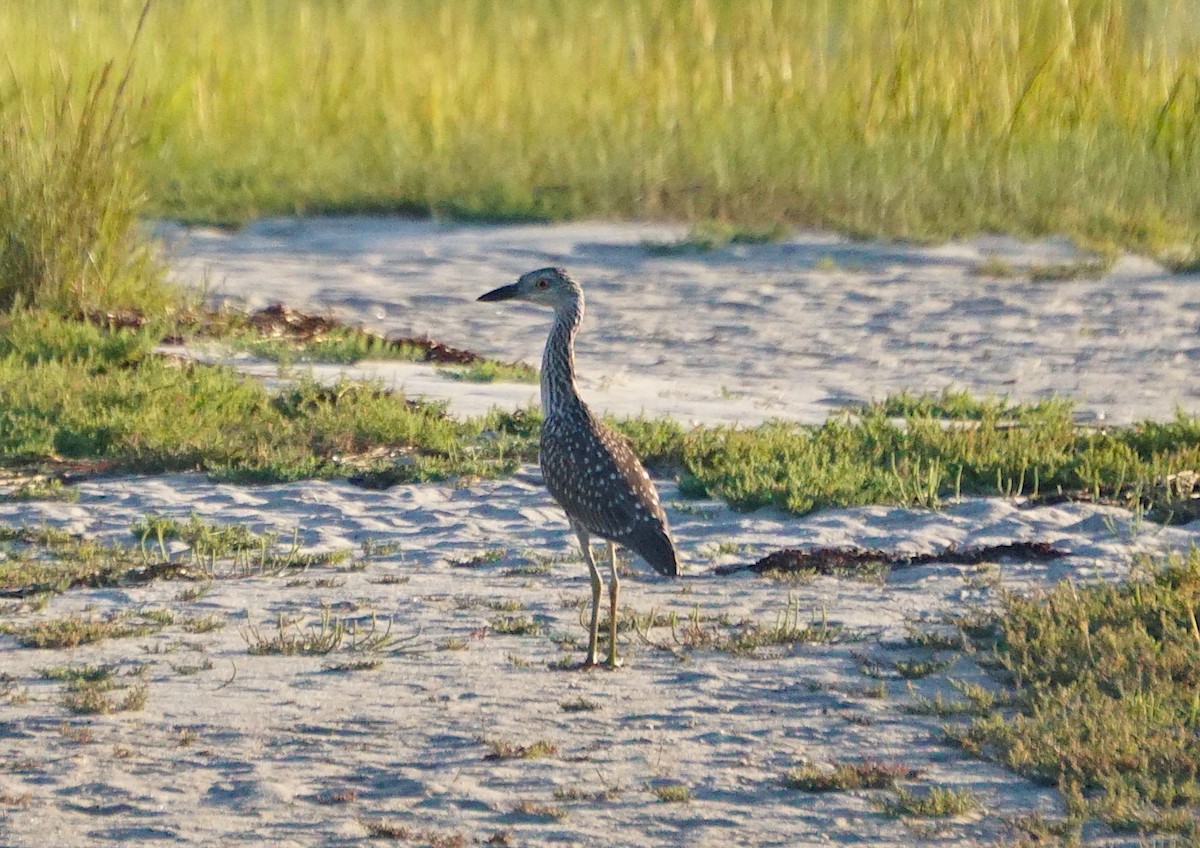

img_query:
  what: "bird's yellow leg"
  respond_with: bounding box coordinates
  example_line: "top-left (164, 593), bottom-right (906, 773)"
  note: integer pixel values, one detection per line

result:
top-left (575, 526), bottom-right (602, 667)
top-left (606, 541), bottom-right (622, 668)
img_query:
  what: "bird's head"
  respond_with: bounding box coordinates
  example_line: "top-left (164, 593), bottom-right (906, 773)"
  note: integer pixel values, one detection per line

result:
top-left (477, 267), bottom-right (581, 310)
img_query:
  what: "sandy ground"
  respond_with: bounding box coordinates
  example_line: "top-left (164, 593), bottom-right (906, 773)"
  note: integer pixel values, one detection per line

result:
top-left (3, 219), bottom-right (1200, 847)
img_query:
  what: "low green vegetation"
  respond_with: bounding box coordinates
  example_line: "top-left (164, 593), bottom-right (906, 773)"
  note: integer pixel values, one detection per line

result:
top-left (949, 548), bottom-right (1200, 837)
top-left (6, 1), bottom-right (1200, 258)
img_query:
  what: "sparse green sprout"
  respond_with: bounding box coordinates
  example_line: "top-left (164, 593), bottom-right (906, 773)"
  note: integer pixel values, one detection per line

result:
top-left (61, 681), bottom-right (148, 715)
top-left (360, 820), bottom-right (468, 846)
top-left (181, 613), bottom-right (226, 633)
top-left (490, 615), bottom-right (541, 636)
top-left (721, 601), bottom-right (845, 654)
top-left (58, 723), bottom-right (95, 744)
top-left (322, 658), bottom-right (383, 673)
top-left (559, 697), bottom-right (600, 713)
top-left (650, 783), bottom-right (692, 803)
top-left (903, 624), bottom-right (966, 651)
top-left (484, 739), bottom-right (558, 760)
top-left (553, 785), bottom-right (621, 803)
top-left (510, 800), bottom-right (567, 821)
top-left (455, 595), bottom-right (524, 612)
top-left (892, 657), bottom-right (953, 680)
top-left (241, 610), bottom-right (346, 655)
top-left (368, 574), bottom-right (411, 586)
top-left (1005, 812), bottom-right (1082, 844)
top-left (644, 221), bottom-right (788, 255)
top-left (228, 327), bottom-right (428, 365)
top-left (443, 360), bottom-right (538, 384)
top-left (0, 478), bottom-right (79, 503)
top-left (2, 613), bottom-right (161, 648)
top-left (174, 582), bottom-right (213, 602)
top-left (784, 760), bottom-right (921, 792)
top-left (878, 786), bottom-right (981, 819)
top-left (970, 255), bottom-right (1016, 278)
top-left (858, 681), bottom-right (888, 699)
top-left (170, 659), bottom-right (215, 676)
top-left (45, 665), bottom-right (148, 715)
top-left (40, 664), bottom-right (117, 684)
top-left (1027, 259), bottom-right (1112, 282)
top-left (447, 549), bottom-right (506, 569)
top-left (361, 539), bottom-right (403, 558)
top-left (501, 562), bottom-right (554, 577)
top-left (138, 608), bottom-right (176, 626)
top-left (904, 690), bottom-right (991, 718)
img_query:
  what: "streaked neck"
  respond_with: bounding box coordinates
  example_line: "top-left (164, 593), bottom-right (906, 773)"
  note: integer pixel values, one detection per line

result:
top-left (540, 295), bottom-right (583, 415)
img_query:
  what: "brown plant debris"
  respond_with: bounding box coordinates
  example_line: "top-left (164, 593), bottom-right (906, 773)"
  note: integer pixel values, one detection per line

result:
top-left (716, 541), bottom-right (1066, 577)
top-left (246, 302), bottom-right (480, 363)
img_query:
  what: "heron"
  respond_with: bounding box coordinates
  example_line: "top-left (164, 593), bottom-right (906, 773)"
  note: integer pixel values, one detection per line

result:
top-left (477, 267), bottom-right (680, 668)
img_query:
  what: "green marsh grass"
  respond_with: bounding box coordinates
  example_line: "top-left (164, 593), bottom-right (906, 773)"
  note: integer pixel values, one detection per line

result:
top-left (0, 2), bottom-right (174, 316)
top-left (5, 1), bottom-right (1200, 256)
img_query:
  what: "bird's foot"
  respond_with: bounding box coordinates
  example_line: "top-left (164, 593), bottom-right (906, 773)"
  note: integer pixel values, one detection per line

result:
top-left (568, 655), bottom-right (601, 671)
top-left (603, 656), bottom-right (624, 670)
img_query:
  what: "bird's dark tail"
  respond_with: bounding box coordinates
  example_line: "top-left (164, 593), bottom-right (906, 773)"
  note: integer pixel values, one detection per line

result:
top-left (627, 524), bottom-right (680, 577)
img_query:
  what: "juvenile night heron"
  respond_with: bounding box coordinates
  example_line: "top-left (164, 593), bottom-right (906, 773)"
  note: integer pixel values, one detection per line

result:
top-left (478, 267), bottom-right (680, 668)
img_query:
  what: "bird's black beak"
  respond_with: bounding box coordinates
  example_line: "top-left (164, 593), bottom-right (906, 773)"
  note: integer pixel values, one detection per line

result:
top-left (477, 283), bottom-right (519, 302)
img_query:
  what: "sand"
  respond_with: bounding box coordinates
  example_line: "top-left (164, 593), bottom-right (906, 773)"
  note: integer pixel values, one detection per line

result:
top-left (3, 219), bottom-right (1200, 847)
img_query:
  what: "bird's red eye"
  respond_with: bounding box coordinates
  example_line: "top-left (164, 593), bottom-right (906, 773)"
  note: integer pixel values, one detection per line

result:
top-left (536, 279), bottom-right (549, 288)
